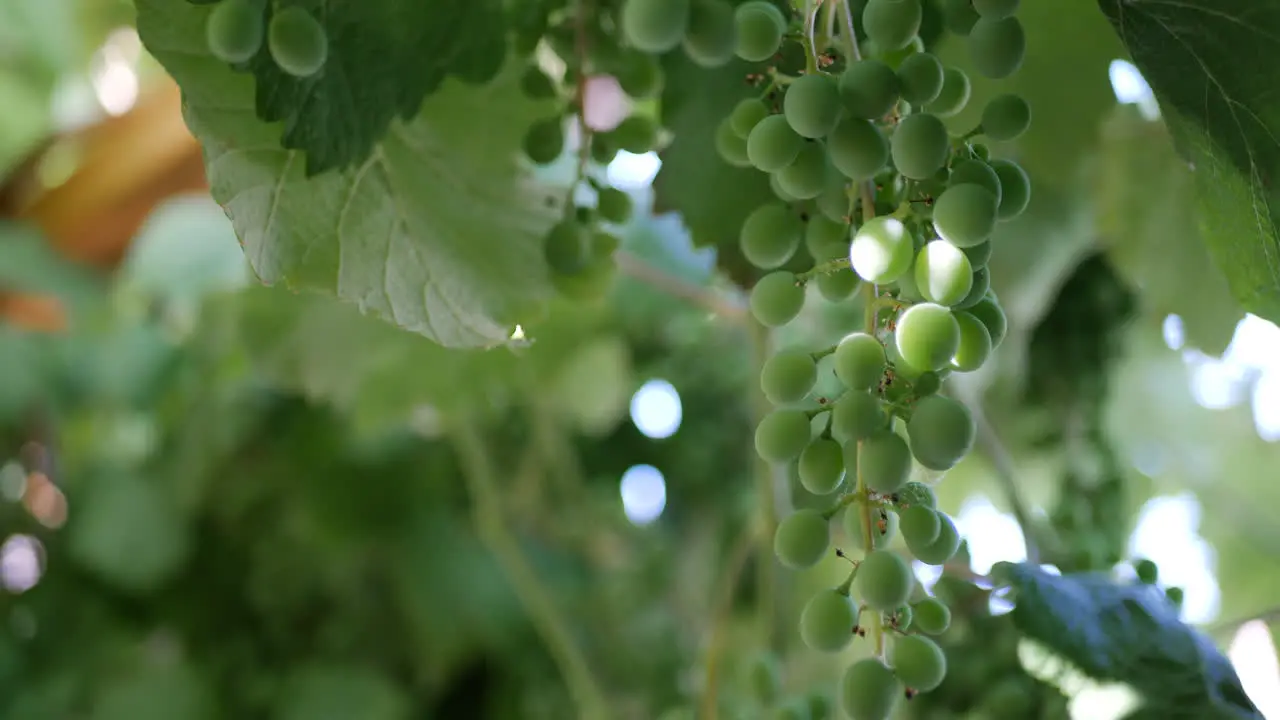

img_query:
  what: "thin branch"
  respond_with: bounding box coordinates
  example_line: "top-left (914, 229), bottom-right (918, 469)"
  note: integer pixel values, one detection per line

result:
top-left (747, 320), bottom-right (781, 655)
top-left (614, 250), bottom-right (747, 321)
top-left (968, 397), bottom-right (1042, 565)
top-left (838, 0), bottom-right (863, 62)
top-left (699, 521), bottom-right (760, 720)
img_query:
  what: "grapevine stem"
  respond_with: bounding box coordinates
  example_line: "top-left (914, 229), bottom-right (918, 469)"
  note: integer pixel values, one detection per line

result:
top-left (837, 0), bottom-right (863, 62)
top-left (803, 0), bottom-right (820, 72)
top-left (795, 257), bottom-right (851, 283)
top-left (566, 0), bottom-right (592, 210)
top-left (700, 520), bottom-right (760, 720)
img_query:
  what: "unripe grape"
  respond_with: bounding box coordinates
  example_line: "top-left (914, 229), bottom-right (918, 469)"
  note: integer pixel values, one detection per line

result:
top-left (760, 348), bottom-right (818, 404)
top-left (612, 114), bottom-right (659, 153)
top-left (730, 98), bottom-right (771, 137)
top-left (831, 391), bottom-right (887, 442)
top-left (906, 394), bottom-right (974, 470)
top-left (800, 437), bottom-right (846, 494)
top-left (892, 266), bottom-right (924, 302)
top-left (898, 505), bottom-right (941, 546)
top-left (206, 0), bottom-right (265, 64)
top-left (800, 589), bottom-right (858, 651)
top-left (967, 296), bottom-right (1007, 347)
top-left (839, 60), bottom-right (900, 119)
top-left (551, 246), bottom-right (617, 301)
top-left (750, 271), bottom-right (805, 326)
top-left (769, 173), bottom-right (801, 202)
top-left (774, 509), bottom-right (831, 569)
top-left (683, 0), bottom-right (738, 67)
top-left (715, 119), bottom-right (753, 167)
top-left (734, 1), bottom-right (787, 62)
top-left (816, 177), bottom-right (852, 222)
top-left (776, 143), bottom-right (830, 199)
top-left (805, 214), bottom-right (848, 253)
top-left (523, 117), bottom-right (565, 165)
top-left (856, 550), bottom-right (914, 610)
top-left (828, 118), bottom-right (889, 180)
top-left (895, 303), bottom-right (960, 371)
top-left (1135, 558), bottom-right (1159, 584)
top-left (982, 93), bottom-right (1031, 141)
top-left (817, 271), bottom-right (861, 301)
top-left (850, 217), bottom-right (913, 283)
top-left (841, 659), bottom-right (901, 720)
top-left (748, 654), bottom-right (782, 706)
top-left (954, 266), bottom-right (990, 309)
top-left (755, 409), bottom-right (812, 462)
top-left (914, 241), bottom-right (973, 306)
top-left (614, 50), bottom-right (664, 99)
top-left (933, 185), bottom-right (998, 247)
top-left (969, 16), bottom-right (1026, 79)
top-left (741, 203), bottom-right (803, 269)
top-left (974, 0), bottom-right (1020, 19)
top-left (940, 0), bottom-right (980, 35)
top-left (862, 0), bottom-right (923, 52)
top-left (544, 219), bottom-right (590, 274)
top-left (596, 187), bottom-right (633, 224)
top-left (268, 6), bottom-right (328, 77)
top-left (912, 370), bottom-right (942, 397)
top-left (896, 52), bottom-right (944, 105)
top-left (785, 73), bottom-right (843, 138)
top-left (621, 0), bottom-right (691, 53)
top-left (1167, 586), bottom-right (1185, 608)
top-left (990, 159), bottom-right (1030, 218)
top-left (870, 34), bottom-right (923, 69)
top-left (912, 597), bottom-right (951, 634)
top-left (924, 67), bottom-right (971, 117)
top-left (948, 159), bottom-right (1003, 204)
top-left (592, 135), bottom-right (618, 164)
top-left (960, 240), bottom-right (992, 271)
top-left (890, 634), bottom-right (947, 691)
top-left (890, 113), bottom-right (949, 179)
top-left (858, 430), bottom-right (912, 494)
top-left (806, 693), bottom-right (833, 720)
top-left (951, 310), bottom-right (993, 371)
top-left (747, 115), bottom-right (804, 172)
top-left (843, 503), bottom-right (898, 549)
top-left (893, 604), bottom-right (914, 631)
top-left (834, 333), bottom-right (886, 391)
top-left (898, 480), bottom-right (937, 509)
top-left (909, 511), bottom-right (960, 565)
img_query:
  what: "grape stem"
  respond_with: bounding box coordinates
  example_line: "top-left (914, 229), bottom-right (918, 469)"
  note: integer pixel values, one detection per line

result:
top-left (837, 0), bottom-right (863, 62)
top-left (795, 257), bottom-right (851, 283)
top-left (566, 0), bottom-right (591, 210)
top-left (803, 0), bottom-right (821, 72)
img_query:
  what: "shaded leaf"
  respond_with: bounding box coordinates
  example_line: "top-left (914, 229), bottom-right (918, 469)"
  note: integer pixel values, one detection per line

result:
top-left (275, 663), bottom-right (409, 720)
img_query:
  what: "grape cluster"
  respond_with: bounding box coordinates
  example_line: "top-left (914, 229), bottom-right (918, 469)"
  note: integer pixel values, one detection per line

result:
top-left (717, 0), bottom-right (1032, 717)
top-left (205, 0), bottom-right (329, 78)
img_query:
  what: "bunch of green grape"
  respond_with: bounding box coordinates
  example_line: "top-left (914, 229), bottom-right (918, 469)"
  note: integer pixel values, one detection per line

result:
top-left (703, 0), bottom-right (1034, 716)
top-left (204, 0), bottom-right (329, 78)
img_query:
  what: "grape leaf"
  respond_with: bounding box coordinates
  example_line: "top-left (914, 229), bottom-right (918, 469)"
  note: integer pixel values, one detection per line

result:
top-left (134, 0), bottom-right (507, 174)
top-left (1098, 0), bottom-right (1280, 326)
top-left (994, 562), bottom-right (1262, 720)
top-left (136, 0), bottom-right (566, 349)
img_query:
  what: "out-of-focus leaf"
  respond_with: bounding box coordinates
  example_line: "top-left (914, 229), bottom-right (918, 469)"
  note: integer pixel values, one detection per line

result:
top-left (120, 196), bottom-right (248, 304)
top-left (0, 221), bottom-right (103, 313)
top-left (995, 561), bottom-right (1262, 719)
top-left (550, 334), bottom-right (634, 437)
top-left (90, 657), bottom-right (215, 720)
top-left (275, 663), bottom-right (409, 720)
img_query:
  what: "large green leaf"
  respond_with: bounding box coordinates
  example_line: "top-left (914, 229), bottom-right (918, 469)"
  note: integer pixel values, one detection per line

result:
top-left (135, 0), bottom-right (565, 348)
top-left (1098, 0), bottom-right (1280, 325)
top-left (995, 562), bottom-right (1261, 719)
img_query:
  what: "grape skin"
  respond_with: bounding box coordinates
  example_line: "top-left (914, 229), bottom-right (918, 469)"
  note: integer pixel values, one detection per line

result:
top-left (951, 310), bottom-right (993, 371)
top-left (805, 214), bottom-right (848, 253)
top-left (910, 511), bottom-right (960, 565)
top-left (954, 266), bottom-right (991, 308)
top-left (982, 93), bottom-right (1031, 141)
top-left (755, 408), bottom-right (812, 462)
top-left (612, 115), bottom-right (659, 153)
top-left (890, 634), bottom-right (947, 691)
top-left (828, 118), bottom-right (889, 180)
top-left (750, 272), bottom-right (805, 327)
top-left (544, 220), bottom-right (589, 275)
top-left (774, 509), bottom-right (831, 569)
top-left (715, 119), bottom-right (753, 167)
top-left (817, 271), bottom-right (861, 302)
top-left (799, 438), bottom-right (845, 494)
top-left (897, 480), bottom-right (937, 509)
top-left (890, 113), bottom-right (949, 180)
top-left (840, 60), bottom-right (900, 120)
top-left (830, 391), bottom-right (887, 442)
top-left (760, 349), bottom-right (818, 404)
top-left (856, 550), bottom-right (914, 611)
top-left (969, 16), bottom-right (1026, 79)
top-left (740, 203), bottom-right (803, 269)
top-left (734, 1), bottom-right (787, 62)
top-left (932, 184), bottom-right (998, 248)
top-left (614, 50), bottom-right (664, 99)
top-left (914, 240), bottom-right (973, 306)
top-left (523, 117), bottom-right (565, 165)
top-left (912, 597), bottom-right (951, 634)
top-left (596, 187), bottom-right (633, 224)
top-left (747, 115), bottom-right (805, 173)
top-left (974, 0), bottom-right (1020, 19)
top-left (898, 504), bottom-right (941, 547)
top-left (895, 303), bottom-right (960, 372)
top-left (267, 6), bottom-right (329, 77)
top-left (990, 159), bottom-right (1030, 218)
top-left (776, 143), bottom-right (830, 199)
top-left (841, 659), bottom-right (902, 720)
top-left (683, 0), bottom-right (737, 68)
top-left (857, 430), bottom-right (913, 494)
top-left (206, 0), bottom-right (264, 64)
top-left (800, 590), bottom-right (857, 651)
top-left (967, 296), bottom-right (1008, 347)
top-left (896, 52), bottom-right (944, 105)
top-left (948, 159), bottom-right (1002, 205)
top-left (940, 0), bottom-right (980, 35)
top-left (785, 73), bottom-right (843, 138)
top-left (834, 333), bottom-right (886, 391)
top-left (924, 67), bottom-right (971, 117)
top-left (731, 99), bottom-right (770, 138)
top-left (906, 394), bottom-right (975, 470)
top-left (850, 217), bottom-right (914, 283)
top-left (961, 240), bottom-right (993, 271)
top-left (862, 0), bottom-right (923, 52)
top-left (621, 0), bottom-right (691, 53)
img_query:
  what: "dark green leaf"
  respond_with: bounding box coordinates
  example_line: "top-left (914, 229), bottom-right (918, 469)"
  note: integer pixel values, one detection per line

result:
top-left (1098, 0), bottom-right (1280, 325)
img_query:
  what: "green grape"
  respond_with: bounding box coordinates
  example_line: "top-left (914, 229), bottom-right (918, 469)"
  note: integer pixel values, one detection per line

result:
top-left (520, 65), bottom-right (558, 100)
top-left (856, 550), bottom-right (914, 610)
top-left (735, 1), bottom-right (787, 62)
top-left (898, 505), bottom-right (941, 547)
top-left (828, 118), bottom-right (889, 180)
top-left (911, 597), bottom-right (951, 634)
top-left (840, 659), bottom-right (901, 720)
top-left (591, 134), bottom-right (617, 164)
top-left (839, 60), bottom-right (900, 119)
top-left (770, 172), bottom-right (802, 202)
top-left (858, 430), bottom-right (912, 494)
top-left (834, 333), bottom-right (887, 391)
top-left (890, 634), bottom-right (946, 691)
top-left (940, 0), bottom-right (980, 35)
top-left (893, 604), bottom-right (914, 630)
top-left (914, 241), bottom-right (973, 307)
top-left (1166, 586), bottom-right (1185, 608)
top-left (747, 115), bottom-right (805, 172)
top-left (806, 693), bottom-right (833, 720)
top-left (890, 113), bottom-right (949, 179)
top-left (896, 52), bottom-right (944, 105)
top-left (830, 391), bottom-right (887, 442)
top-left (268, 6), bottom-right (328, 77)
top-left (960, 240), bottom-right (992, 271)
top-left (755, 408), bottom-right (813, 462)
top-left (981, 93), bottom-right (1031, 141)
top-left (895, 303), bottom-right (960, 371)
top-left (523, 117), bottom-right (565, 165)
top-left (596, 187), bottom-right (633, 224)
top-left (885, 335), bottom-right (926, 382)
top-left (614, 50), bottom-right (664, 98)
top-left (748, 654), bottom-right (783, 706)
top-left (774, 509), bottom-right (831, 569)
top-left (800, 437), bottom-right (846, 494)
top-left (909, 511), bottom-right (960, 565)
top-left (806, 214), bottom-right (848, 253)
top-left (206, 0), bottom-right (264, 64)
top-left (552, 248), bottom-right (617, 300)
top-left (897, 480), bottom-right (937, 509)
top-left (1135, 558), bottom-right (1159, 584)
top-left (683, 0), bottom-right (738, 67)
top-left (817, 271), bottom-right (861, 301)
top-left (850, 217), bottom-right (913, 283)
top-left (969, 17), bottom-right (1026, 79)
top-left (989, 159), bottom-right (1030, 218)
top-left (612, 114), bottom-right (660, 153)
top-left (912, 370), bottom-right (942, 397)
top-left (761, 348), bottom-right (818, 404)
top-left (544, 219), bottom-right (589, 274)
top-left (948, 159), bottom-right (1002, 204)
top-left (750, 271), bottom-right (806, 326)
top-left (954, 266), bottom-right (990, 309)
top-left (862, 0), bottom-right (922, 52)
top-left (809, 238), bottom-right (848, 264)
top-left (816, 176), bottom-right (852, 222)
top-left (776, 143), bottom-right (830, 199)
top-left (974, 0), bottom-right (1019, 19)
top-left (906, 394), bottom-right (974, 470)
top-left (933, 185), bottom-right (998, 247)
top-left (621, 0), bottom-right (691, 53)
top-left (925, 67), bottom-right (971, 117)
top-left (716, 118), bottom-right (753, 167)
top-left (800, 589), bottom-right (858, 651)
top-left (730, 98), bottom-right (771, 137)
top-left (741, 203), bottom-right (803, 269)
top-left (871, 34), bottom-right (923, 69)
top-left (843, 503), bottom-right (898, 549)
top-left (972, 142), bottom-right (991, 159)
top-left (785, 73), bottom-right (843, 138)
top-left (951, 310), bottom-right (992, 371)
top-left (892, 265), bottom-right (924, 302)
top-left (967, 296), bottom-right (1007, 347)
